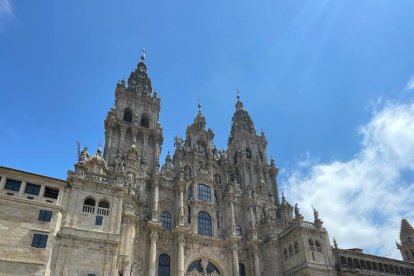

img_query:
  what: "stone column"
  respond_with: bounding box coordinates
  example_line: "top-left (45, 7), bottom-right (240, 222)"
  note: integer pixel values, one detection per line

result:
top-left (250, 206), bottom-right (256, 229)
top-left (230, 201), bottom-right (236, 234)
top-left (143, 133), bottom-right (149, 157)
top-left (39, 185), bottom-right (46, 199)
top-left (119, 215), bottom-right (136, 276)
top-left (0, 175), bottom-right (6, 189)
top-left (232, 243), bottom-right (240, 276)
top-left (249, 205), bottom-right (257, 238)
top-left (178, 188), bottom-right (185, 226)
top-left (152, 179), bottom-right (159, 221)
top-left (18, 181), bottom-right (27, 196)
top-left (155, 140), bottom-right (160, 163)
top-left (252, 245), bottom-right (260, 276)
top-left (177, 234), bottom-right (185, 276)
top-left (104, 128), bottom-right (112, 161)
top-left (119, 127), bottom-right (127, 152)
top-left (148, 230), bottom-right (158, 276)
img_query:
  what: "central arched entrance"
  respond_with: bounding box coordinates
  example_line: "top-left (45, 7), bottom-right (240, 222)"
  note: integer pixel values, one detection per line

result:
top-left (185, 255), bottom-right (224, 276)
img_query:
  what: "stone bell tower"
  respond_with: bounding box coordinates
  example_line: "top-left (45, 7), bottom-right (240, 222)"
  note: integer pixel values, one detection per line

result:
top-left (103, 52), bottom-right (163, 173)
top-left (398, 219), bottom-right (414, 262)
top-left (227, 95), bottom-right (279, 205)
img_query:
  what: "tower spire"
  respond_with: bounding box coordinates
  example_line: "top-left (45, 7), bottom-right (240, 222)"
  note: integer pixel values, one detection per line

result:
top-left (140, 48), bottom-right (146, 61)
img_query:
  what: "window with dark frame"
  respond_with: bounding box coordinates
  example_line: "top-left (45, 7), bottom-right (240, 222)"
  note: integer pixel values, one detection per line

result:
top-left (123, 108), bottom-right (133, 123)
top-left (4, 179), bottom-right (21, 191)
top-left (38, 210), bottom-right (53, 222)
top-left (197, 184), bottom-right (211, 202)
top-left (239, 263), bottom-right (246, 276)
top-left (44, 186), bottom-right (59, 199)
top-left (197, 211), bottom-right (212, 236)
top-left (235, 225), bottom-right (242, 236)
top-left (95, 215), bottom-right (103, 225)
top-left (140, 113), bottom-right (149, 128)
top-left (25, 183), bottom-right (41, 195)
top-left (31, 234), bottom-right (48, 248)
top-left (158, 254), bottom-right (170, 276)
top-left (161, 211), bottom-right (171, 230)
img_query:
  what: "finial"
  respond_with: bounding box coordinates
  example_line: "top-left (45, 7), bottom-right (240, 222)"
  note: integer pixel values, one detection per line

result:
top-left (333, 238), bottom-right (338, 249)
top-left (197, 100), bottom-right (202, 114)
top-left (141, 48), bottom-right (147, 61)
top-left (97, 144), bottom-right (102, 156)
top-left (235, 89), bottom-right (244, 111)
top-left (282, 192), bottom-right (285, 201)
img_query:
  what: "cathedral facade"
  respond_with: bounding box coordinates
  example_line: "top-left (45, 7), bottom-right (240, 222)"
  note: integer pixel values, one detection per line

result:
top-left (1, 54), bottom-right (414, 276)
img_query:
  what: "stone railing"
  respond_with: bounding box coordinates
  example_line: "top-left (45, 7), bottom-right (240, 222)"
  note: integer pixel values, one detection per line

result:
top-left (97, 207), bottom-right (109, 216)
top-left (83, 205), bottom-right (95, 213)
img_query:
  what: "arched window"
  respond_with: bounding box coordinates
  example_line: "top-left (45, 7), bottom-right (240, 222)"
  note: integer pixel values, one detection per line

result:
top-left (197, 184), bottom-right (211, 202)
top-left (158, 254), bottom-right (170, 276)
top-left (315, 240), bottom-right (322, 252)
top-left (184, 166), bottom-right (192, 180)
top-left (308, 239), bottom-right (315, 251)
top-left (246, 147), bottom-right (252, 159)
top-left (347, 257), bottom-right (353, 267)
top-left (188, 206), bottom-right (191, 224)
top-left (283, 248), bottom-right (288, 260)
top-left (235, 225), bottom-right (242, 236)
top-left (234, 152), bottom-right (238, 165)
top-left (340, 256), bottom-right (347, 265)
top-left (83, 197), bottom-right (96, 213)
top-left (288, 244), bottom-right (293, 257)
top-left (123, 108), bottom-right (133, 123)
top-left (161, 211), bottom-right (171, 230)
top-left (294, 241), bottom-right (299, 254)
top-left (97, 200), bottom-right (110, 216)
top-left (214, 173), bottom-right (221, 184)
top-left (239, 263), bottom-right (246, 276)
top-left (140, 113), bottom-right (149, 128)
top-left (188, 185), bottom-right (193, 200)
top-left (187, 260), bottom-right (220, 274)
top-left (198, 211), bottom-right (212, 236)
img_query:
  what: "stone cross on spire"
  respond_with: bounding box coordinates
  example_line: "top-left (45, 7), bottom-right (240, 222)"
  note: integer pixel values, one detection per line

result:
top-left (141, 48), bottom-right (147, 60)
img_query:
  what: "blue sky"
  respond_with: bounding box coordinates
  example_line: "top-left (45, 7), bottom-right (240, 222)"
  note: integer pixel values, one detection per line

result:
top-left (1, 0), bottom-right (414, 258)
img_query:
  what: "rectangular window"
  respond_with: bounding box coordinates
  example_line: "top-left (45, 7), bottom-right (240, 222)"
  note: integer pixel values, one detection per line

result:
top-left (87, 274), bottom-right (96, 276)
top-left (38, 210), bottom-right (53, 222)
top-left (31, 234), bottom-right (48, 248)
top-left (44, 186), bottom-right (59, 199)
top-left (95, 215), bottom-right (103, 225)
top-left (4, 179), bottom-right (21, 191)
top-left (25, 183), bottom-right (41, 195)
top-left (197, 184), bottom-right (211, 202)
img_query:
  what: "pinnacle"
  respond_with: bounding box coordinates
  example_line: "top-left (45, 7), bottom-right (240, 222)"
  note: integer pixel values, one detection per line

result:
top-left (400, 219), bottom-right (414, 240)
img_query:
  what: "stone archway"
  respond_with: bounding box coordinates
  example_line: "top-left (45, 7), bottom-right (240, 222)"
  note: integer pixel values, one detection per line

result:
top-left (184, 253), bottom-right (228, 276)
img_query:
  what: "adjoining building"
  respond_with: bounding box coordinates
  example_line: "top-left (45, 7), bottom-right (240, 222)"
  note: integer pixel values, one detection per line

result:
top-left (1, 53), bottom-right (413, 276)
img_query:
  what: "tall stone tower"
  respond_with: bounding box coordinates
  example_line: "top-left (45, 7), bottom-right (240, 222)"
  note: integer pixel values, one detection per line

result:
top-left (398, 219), bottom-right (414, 262)
top-left (227, 95), bottom-right (279, 203)
top-left (103, 53), bottom-right (163, 173)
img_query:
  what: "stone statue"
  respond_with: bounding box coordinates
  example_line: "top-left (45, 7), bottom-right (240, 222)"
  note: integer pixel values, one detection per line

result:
top-left (312, 206), bottom-right (319, 221)
top-left (294, 203), bottom-right (300, 217)
top-left (79, 147), bottom-right (89, 162)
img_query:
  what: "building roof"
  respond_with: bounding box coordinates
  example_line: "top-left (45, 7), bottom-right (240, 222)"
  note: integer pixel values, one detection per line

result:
top-left (0, 166), bottom-right (67, 183)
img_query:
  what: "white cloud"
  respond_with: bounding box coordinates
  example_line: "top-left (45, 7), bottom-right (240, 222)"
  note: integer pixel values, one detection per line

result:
top-left (0, 0), bottom-right (12, 17)
top-left (282, 100), bottom-right (414, 259)
top-left (406, 76), bottom-right (414, 92)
